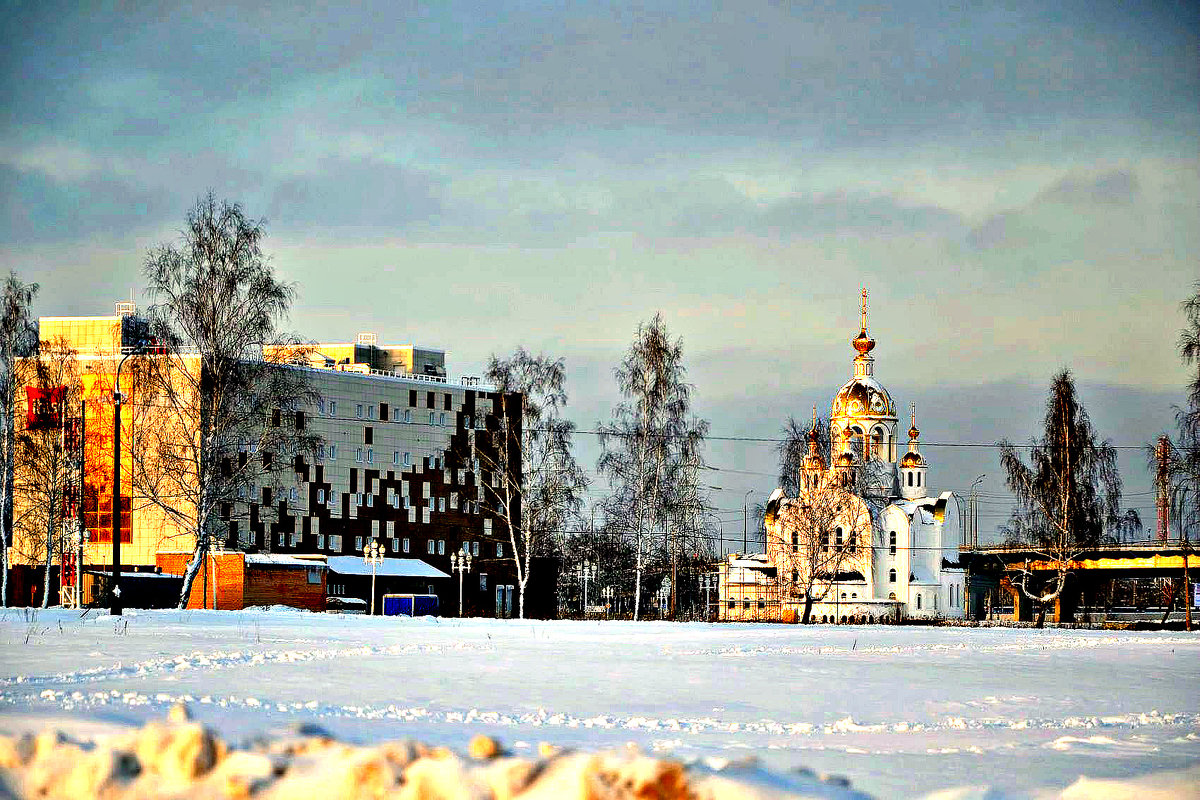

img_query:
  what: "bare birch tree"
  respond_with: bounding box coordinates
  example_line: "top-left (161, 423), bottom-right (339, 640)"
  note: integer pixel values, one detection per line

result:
top-left (137, 193), bottom-right (319, 607)
top-left (999, 370), bottom-right (1122, 626)
top-left (13, 339), bottom-right (80, 607)
top-left (768, 414), bottom-right (874, 623)
top-left (597, 313), bottom-right (707, 621)
top-left (472, 348), bottom-right (587, 619)
top-left (0, 273), bottom-right (38, 607)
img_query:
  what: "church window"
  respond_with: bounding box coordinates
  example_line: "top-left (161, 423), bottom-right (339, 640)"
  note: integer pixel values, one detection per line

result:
top-left (917, 473), bottom-right (922, 487)
top-left (888, 592), bottom-right (896, 600)
top-left (916, 594), bottom-right (922, 610)
top-left (889, 531), bottom-right (896, 555)
top-left (907, 472), bottom-right (913, 487)
top-left (835, 527), bottom-right (843, 547)
top-left (841, 592), bottom-right (847, 600)
top-left (889, 568), bottom-right (897, 583)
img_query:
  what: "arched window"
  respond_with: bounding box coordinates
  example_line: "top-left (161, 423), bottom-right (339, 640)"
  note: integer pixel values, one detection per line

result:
top-left (835, 527), bottom-right (843, 547)
top-left (889, 531), bottom-right (896, 555)
top-left (888, 568), bottom-right (897, 583)
top-left (917, 473), bottom-right (922, 487)
top-left (907, 472), bottom-right (913, 487)
top-left (872, 428), bottom-right (885, 459)
top-left (840, 592), bottom-right (847, 600)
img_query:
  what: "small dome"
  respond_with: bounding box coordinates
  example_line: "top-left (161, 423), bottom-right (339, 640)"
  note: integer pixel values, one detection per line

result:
top-left (852, 328), bottom-right (875, 356)
top-left (908, 423), bottom-right (920, 440)
top-left (836, 452), bottom-right (855, 468)
top-left (899, 451), bottom-right (924, 468)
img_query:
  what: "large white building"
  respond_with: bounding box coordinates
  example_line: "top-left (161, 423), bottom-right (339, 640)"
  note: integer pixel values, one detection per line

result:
top-left (720, 292), bottom-right (966, 622)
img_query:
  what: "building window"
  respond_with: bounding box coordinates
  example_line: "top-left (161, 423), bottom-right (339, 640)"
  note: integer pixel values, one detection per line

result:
top-left (917, 473), bottom-right (922, 487)
top-left (835, 527), bottom-right (843, 547)
top-left (889, 531), bottom-right (896, 556)
top-left (317, 534), bottom-right (326, 549)
top-left (367, 404), bottom-right (376, 420)
top-left (427, 539), bottom-right (435, 555)
top-left (317, 488), bottom-right (325, 504)
top-left (907, 472), bottom-right (913, 487)
top-left (472, 541), bottom-right (480, 556)
top-left (355, 448), bottom-right (363, 463)
top-left (329, 534), bottom-right (342, 551)
top-left (480, 573), bottom-right (488, 591)
top-left (356, 403), bottom-right (363, 418)
top-left (438, 497), bottom-right (445, 512)
top-left (496, 542), bottom-right (503, 557)
top-left (317, 444), bottom-right (326, 461)
top-left (889, 568), bottom-right (897, 583)
top-left (429, 412), bottom-right (435, 425)
top-left (329, 444), bottom-right (338, 460)
top-left (366, 494), bottom-right (373, 507)
top-left (366, 448), bottom-right (374, 463)
top-left (437, 539), bottom-right (445, 555)
top-left (916, 594), bottom-right (922, 610)
top-left (393, 450), bottom-right (400, 465)
top-left (329, 400), bottom-right (337, 417)
top-left (403, 496), bottom-right (411, 509)
top-left (840, 592), bottom-right (847, 600)
top-left (355, 536), bottom-right (363, 551)
top-left (404, 409), bottom-right (412, 423)
top-left (402, 537), bottom-right (410, 553)
top-left (439, 412), bottom-right (446, 426)
top-left (391, 495), bottom-right (399, 509)
top-left (404, 452), bottom-right (411, 466)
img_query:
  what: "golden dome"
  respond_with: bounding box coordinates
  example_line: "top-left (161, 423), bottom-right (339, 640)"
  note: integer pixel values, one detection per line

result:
top-left (836, 452), bottom-right (855, 468)
top-left (833, 378), bottom-right (894, 418)
top-left (899, 451), bottom-right (924, 468)
top-left (852, 328), bottom-right (876, 356)
top-left (908, 423), bottom-right (920, 440)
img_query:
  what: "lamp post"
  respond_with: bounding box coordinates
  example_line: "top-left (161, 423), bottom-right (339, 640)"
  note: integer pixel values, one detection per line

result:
top-left (364, 539), bottom-right (383, 615)
top-left (968, 474), bottom-right (985, 548)
top-left (700, 572), bottom-right (717, 620)
top-left (110, 344), bottom-right (145, 617)
top-left (743, 489), bottom-right (754, 554)
top-left (602, 585), bottom-right (614, 617)
top-left (579, 559), bottom-right (596, 614)
top-left (450, 548), bottom-right (472, 616)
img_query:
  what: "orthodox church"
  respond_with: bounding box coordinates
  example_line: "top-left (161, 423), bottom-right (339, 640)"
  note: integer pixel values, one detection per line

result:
top-left (720, 291), bottom-right (966, 622)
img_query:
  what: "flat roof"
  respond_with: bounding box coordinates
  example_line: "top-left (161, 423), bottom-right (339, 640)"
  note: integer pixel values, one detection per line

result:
top-left (326, 556), bottom-right (450, 579)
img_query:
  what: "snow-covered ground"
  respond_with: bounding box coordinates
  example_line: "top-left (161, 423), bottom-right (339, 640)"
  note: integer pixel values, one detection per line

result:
top-left (1, 608), bottom-right (1197, 798)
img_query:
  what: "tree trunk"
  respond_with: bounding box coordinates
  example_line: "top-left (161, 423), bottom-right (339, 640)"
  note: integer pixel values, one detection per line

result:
top-left (41, 515), bottom-right (53, 609)
top-left (1035, 605), bottom-right (1046, 628)
top-left (1, 408), bottom-right (12, 608)
top-left (801, 594), bottom-right (814, 624)
top-left (177, 534), bottom-right (205, 609)
top-left (1160, 581), bottom-right (1175, 626)
top-left (633, 535), bottom-right (643, 621)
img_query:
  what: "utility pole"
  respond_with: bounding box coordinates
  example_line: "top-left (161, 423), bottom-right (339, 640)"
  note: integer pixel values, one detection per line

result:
top-left (77, 399), bottom-right (85, 606)
top-left (743, 489), bottom-right (752, 554)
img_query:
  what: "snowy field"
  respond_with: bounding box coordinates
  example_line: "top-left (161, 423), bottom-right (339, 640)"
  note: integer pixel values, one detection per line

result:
top-left (1, 608), bottom-right (1198, 798)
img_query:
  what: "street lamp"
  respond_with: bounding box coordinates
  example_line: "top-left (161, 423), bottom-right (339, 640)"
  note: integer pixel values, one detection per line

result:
top-left (969, 474), bottom-right (986, 548)
top-left (602, 585), bottom-right (614, 616)
top-left (450, 548), bottom-right (472, 616)
top-left (700, 572), bottom-right (717, 620)
top-left (743, 489), bottom-right (754, 554)
top-left (579, 559), bottom-right (596, 614)
top-left (111, 342), bottom-right (147, 616)
top-left (364, 539), bottom-right (383, 615)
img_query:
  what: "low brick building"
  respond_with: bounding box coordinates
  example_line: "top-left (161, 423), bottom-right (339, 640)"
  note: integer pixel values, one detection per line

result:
top-left (156, 552), bottom-right (327, 612)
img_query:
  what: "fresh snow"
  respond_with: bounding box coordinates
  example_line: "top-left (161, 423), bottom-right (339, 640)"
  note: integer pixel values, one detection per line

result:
top-left (1, 608), bottom-right (1198, 798)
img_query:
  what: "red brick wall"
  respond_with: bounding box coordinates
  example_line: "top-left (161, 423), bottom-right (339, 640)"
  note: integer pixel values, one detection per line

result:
top-left (156, 552), bottom-right (245, 610)
top-left (243, 564), bottom-right (325, 612)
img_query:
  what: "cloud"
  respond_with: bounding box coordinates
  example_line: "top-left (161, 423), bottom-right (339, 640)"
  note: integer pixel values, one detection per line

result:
top-left (1036, 169), bottom-right (1139, 206)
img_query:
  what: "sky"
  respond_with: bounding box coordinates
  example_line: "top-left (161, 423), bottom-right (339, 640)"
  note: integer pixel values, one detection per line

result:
top-left (1, 1), bottom-right (1197, 542)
